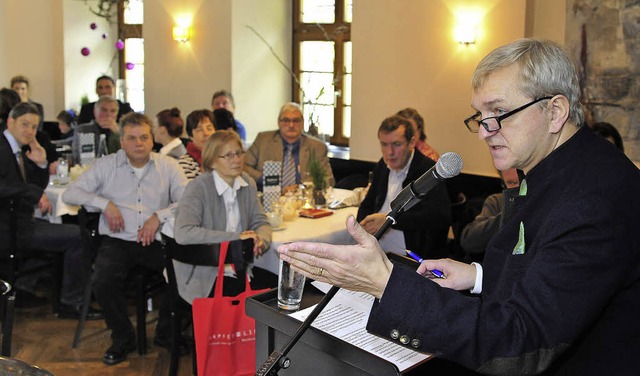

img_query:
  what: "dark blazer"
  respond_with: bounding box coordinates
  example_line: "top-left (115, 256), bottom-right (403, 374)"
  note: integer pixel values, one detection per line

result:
top-left (357, 151), bottom-right (451, 259)
top-left (0, 132), bottom-right (49, 253)
top-left (366, 127), bottom-right (640, 375)
top-left (77, 100), bottom-right (134, 124)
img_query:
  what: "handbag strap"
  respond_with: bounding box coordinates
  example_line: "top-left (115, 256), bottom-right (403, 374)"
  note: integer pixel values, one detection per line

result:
top-left (213, 241), bottom-right (229, 297)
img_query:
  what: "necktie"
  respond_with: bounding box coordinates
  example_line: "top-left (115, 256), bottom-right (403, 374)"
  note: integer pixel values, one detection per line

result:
top-left (281, 144), bottom-right (296, 188)
top-left (16, 151), bottom-right (26, 182)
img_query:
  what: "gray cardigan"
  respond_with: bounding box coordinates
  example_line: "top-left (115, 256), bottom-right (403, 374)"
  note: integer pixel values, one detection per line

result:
top-left (173, 171), bottom-right (271, 303)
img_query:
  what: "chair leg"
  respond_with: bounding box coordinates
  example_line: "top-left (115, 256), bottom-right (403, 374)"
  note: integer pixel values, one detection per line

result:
top-left (51, 253), bottom-right (63, 315)
top-left (1, 291), bottom-right (16, 357)
top-left (168, 309), bottom-right (180, 376)
top-left (136, 274), bottom-right (147, 355)
top-left (72, 279), bottom-right (94, 348)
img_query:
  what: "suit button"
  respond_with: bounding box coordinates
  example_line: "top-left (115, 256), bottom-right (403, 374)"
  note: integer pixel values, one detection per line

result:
top-left (411, 339), bottom-right (421, 348)
top-left (399, 335), bottom-right (410, 345)
top-left (390, 329), bottom-right (399, 340)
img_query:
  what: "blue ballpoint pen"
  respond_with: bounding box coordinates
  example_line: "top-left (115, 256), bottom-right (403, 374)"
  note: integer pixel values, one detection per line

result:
top-left (405, 250), bottom-right (446, 279)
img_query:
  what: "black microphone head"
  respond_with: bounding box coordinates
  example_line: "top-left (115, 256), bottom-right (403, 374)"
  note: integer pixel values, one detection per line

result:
top-left (435, 152), bottom-right (463, 178)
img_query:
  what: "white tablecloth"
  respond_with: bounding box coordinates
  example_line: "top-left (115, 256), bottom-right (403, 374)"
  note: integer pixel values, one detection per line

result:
top-left (253, 206), bottom-right (359, 274)
top-left (38, 179), bottom-right (79, 224)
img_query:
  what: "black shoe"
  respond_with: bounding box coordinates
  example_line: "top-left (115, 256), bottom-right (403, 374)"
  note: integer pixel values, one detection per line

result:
top-left (103, 340), bottom-right (136, 365)
top-left (153, 336), bottom-right (191, 356)
top-left (14, 289), bottom-right (49, 308)
top-left (57, 303), bottom-right (104, 320)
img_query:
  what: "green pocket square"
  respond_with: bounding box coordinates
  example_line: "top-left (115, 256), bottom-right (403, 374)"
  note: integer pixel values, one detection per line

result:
top-left (512, 221), bottom-right (525, 255)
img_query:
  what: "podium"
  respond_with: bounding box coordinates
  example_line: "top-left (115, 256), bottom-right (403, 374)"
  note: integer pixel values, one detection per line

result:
top-left (246, 283), bottom-right (430, 375)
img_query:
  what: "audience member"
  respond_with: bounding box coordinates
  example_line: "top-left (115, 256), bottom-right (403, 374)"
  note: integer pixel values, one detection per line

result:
top-left (278, 39), bottom-right (640, 375)
top-left (174, 130), bottom-right (273, 304)
top-left (178, 109), bottom-right (215, 180)
top-left (459, 168), bottom-right (519, 261)
top-left (62, 112), bottom-right (188, 365)
top-left (0, 87), bottom-right (21, 128)
top-left (154, 107), bottom-right (186, 159)
top-left (10, 75), bottom-right (44, 129)
top-left (52, 110), bottom-right (75, 146)
top-left (244, 102), bottom-right (334, 190)
top-left (0, 102), bottom-right (100, 318)
top-left (591, 121), bottom-right (624, 152)
top-left (396, 107), bottom-right (440, 162)
top-left (211, 90), bottom-right (246, 140)
top-left (212, 108), bottom-right (238, 133)
top-left (72, 96), bottom-right (121, 164)
top-left (76, 75), bottom-right (133, 124)
top-left (356, 115), bottom-right (451, 258)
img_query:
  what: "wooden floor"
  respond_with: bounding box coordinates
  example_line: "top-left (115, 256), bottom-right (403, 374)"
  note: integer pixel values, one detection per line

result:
top-left (7, 296), bottom-right (194, 376)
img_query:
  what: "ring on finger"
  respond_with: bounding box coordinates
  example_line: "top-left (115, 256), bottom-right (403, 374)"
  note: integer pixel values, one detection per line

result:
top-left (318, 267), bottom-right (324, 276)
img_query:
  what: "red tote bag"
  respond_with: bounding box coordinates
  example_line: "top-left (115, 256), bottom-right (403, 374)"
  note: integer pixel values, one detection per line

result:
top-left (192, 241), bottom-right (269, 376)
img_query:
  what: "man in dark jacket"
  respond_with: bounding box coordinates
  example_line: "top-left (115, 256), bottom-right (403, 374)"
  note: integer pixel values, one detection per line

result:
top-left (357, 115), bottom-right (451, 259)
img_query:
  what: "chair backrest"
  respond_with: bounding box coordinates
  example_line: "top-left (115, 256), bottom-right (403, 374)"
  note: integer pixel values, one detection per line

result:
top-left (78, 206), bottom-right (102, 260)
top-left (162, 235), bottom-right (253, 268)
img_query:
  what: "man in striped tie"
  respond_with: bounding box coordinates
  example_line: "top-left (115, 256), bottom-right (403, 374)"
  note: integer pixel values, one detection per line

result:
top-left (244, 102), bottom-right (334, 191)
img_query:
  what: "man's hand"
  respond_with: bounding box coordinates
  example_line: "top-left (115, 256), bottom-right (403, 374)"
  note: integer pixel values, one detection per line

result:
top-left (418, 259), bottom-right (477, 291)
top-left (38, 193), bottom-right (52, 215)
top-left (137, 213), bottom-right (160, 246)
top-left (359, 213), bottom-right (387, 235)
top-left (278, 216), bottom-right (394, 299)
top-left (99, 119), bottom-right (120, 133)
top-left (240, 230), bottom-right (266, 256)
top-left (25, 138), bottom-right (47, 166)
top-left (104, 201), bottom-right (125, 233)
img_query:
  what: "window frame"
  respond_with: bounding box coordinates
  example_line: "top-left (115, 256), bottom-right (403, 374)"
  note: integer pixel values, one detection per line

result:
top-left (293, 0), bottom-right (351, 146)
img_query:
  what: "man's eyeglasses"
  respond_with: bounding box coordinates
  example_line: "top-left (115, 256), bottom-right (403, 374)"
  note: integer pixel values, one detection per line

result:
top-left (218, 150), bottom-right (245, 160)
top-left (464, 96), bottom-right (553, 133)
top-left (279, 117), bottom-right (303, 124)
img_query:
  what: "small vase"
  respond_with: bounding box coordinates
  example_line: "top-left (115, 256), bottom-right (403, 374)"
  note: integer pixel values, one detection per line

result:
top-left (313, 189), bottom-right (326, 208)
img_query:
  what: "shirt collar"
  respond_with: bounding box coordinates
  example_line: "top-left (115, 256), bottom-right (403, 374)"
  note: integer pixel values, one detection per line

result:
top-left (159, 138), bottom-right (182, 155)
top-left (3, 129), bottom-right (21, 154)
top-left (280, 134), bottom-right (301, 151)
top-left (212, 170), bottom-right (249, 196)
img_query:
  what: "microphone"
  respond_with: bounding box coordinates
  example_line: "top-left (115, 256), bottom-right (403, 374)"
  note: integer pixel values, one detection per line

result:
top-left (389, 151), bottom-right (463, 215)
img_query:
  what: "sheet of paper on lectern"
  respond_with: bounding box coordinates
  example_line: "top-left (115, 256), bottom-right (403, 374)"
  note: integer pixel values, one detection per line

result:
top-left (288, 281), bottom-right (431, 372)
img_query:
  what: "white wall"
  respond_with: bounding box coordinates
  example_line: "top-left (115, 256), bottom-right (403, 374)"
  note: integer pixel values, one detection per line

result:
top-left (350, 0), bottom-right (528, 176)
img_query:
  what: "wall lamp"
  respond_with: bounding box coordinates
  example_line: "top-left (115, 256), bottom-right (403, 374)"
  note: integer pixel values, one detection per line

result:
top-left (454, 23), bottom-right (476, 45)
top-left (453, 10), bottom-right (480, 45)
top-left (173, 25), bottom-right (191, 43)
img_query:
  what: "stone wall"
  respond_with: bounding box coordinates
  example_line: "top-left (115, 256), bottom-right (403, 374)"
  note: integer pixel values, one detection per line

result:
top-left (566, 0), bottom-right (640, 161)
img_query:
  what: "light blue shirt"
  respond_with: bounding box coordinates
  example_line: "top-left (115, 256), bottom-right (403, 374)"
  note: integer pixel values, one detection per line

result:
top-left (62, 149), bottom-right (188, 242)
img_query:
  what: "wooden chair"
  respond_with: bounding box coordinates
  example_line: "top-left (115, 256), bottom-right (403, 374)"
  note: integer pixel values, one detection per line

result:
top-left (72, 206), bottom-right (166, 355)
top-left (162, 235), bottom-right (253, 376)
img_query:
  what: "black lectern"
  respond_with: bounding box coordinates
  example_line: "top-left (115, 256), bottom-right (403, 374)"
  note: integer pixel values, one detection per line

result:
top-left (246, 283), bottom-right (430, 375)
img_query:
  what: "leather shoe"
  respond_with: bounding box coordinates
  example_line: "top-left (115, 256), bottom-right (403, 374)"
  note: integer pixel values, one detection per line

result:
top-left (103, 340), bottom-right (136, 365)
top-left (57, 303), bottom-right (104, 320)
top-left (154, 336), bottom-right (191, 356)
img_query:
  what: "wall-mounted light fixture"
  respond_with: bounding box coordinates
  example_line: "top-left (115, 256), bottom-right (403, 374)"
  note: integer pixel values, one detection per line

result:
top-left (454, 10), bottom-right (480, 45)
top-left (173, 25), bottom-right (191, 43)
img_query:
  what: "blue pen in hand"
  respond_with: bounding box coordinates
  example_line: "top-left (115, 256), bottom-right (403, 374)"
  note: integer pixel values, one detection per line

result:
top-left (405, 250), bottom-right (446, 279)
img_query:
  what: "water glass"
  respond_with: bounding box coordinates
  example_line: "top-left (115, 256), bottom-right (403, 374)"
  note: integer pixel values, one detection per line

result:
top-left (278, 259), bottom-right (306, 311)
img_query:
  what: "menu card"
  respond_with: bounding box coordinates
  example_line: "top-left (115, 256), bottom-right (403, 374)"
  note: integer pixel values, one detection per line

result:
top-left (263, 160), bottom-right (282, 212)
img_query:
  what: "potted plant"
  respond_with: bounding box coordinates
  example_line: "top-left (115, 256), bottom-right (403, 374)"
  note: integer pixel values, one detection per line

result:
top-left (307, 149), bottom-right (327, 207)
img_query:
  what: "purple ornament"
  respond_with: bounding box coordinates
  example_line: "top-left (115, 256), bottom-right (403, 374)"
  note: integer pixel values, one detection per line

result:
top-left (90, 22), bottom-right (97, 30)
top-left (126, 62), bottom-right (135, 70)
top-left (102, 33), bottom-right (109, 39)
top-left (115, 39), bottom-right (125, 50)
top-left (81, 47), bottom-right (91, 56)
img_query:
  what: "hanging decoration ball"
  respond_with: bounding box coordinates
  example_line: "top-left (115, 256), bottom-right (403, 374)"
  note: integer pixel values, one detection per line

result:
top-left (90, 22), bottom-right (97, 30)
top-left (102, 33), bottom-right (109, 39)
top-left (126, 62), bottom-right (135, 70)
top-left (81, 47), bottom-right (91, 56)
top-left (115, 39), bottom-right (125, 50)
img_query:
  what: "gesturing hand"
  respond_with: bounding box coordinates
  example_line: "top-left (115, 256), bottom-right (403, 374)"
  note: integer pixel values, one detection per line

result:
top-left (278, 215), bottom-right (394, 299)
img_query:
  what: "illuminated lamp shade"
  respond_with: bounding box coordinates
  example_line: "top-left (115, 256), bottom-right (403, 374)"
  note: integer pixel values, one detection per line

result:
top-left (172, 25), bottom-right (191, 43)
top-left (454, 23), bottom-right (476, 45)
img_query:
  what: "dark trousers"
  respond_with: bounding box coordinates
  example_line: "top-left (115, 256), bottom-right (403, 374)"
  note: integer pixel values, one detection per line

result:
top-left (24, 219), bottom-right (85, 306)
top-left (93, 237), bottom-right (168, 343)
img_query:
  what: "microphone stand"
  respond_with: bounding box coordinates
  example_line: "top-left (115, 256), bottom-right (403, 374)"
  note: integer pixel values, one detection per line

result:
top-left (255, 186), bottom-right (421, 376)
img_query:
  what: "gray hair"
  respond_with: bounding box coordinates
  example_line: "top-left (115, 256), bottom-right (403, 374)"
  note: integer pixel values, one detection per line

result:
top-left (278, 102), bottom-right (303, 120)
top-left (472, 38), bottom-right (584, 127)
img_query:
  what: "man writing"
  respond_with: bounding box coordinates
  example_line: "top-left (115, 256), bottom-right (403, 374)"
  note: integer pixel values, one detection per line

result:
top-left (278, 39), bottom-right (640, 374)
top-left (244, 102), bottom-right (334, 190)
top-left (357, 115), bottom-right (450, 258)
top-left (63, 112), bottom-right (188, 365)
